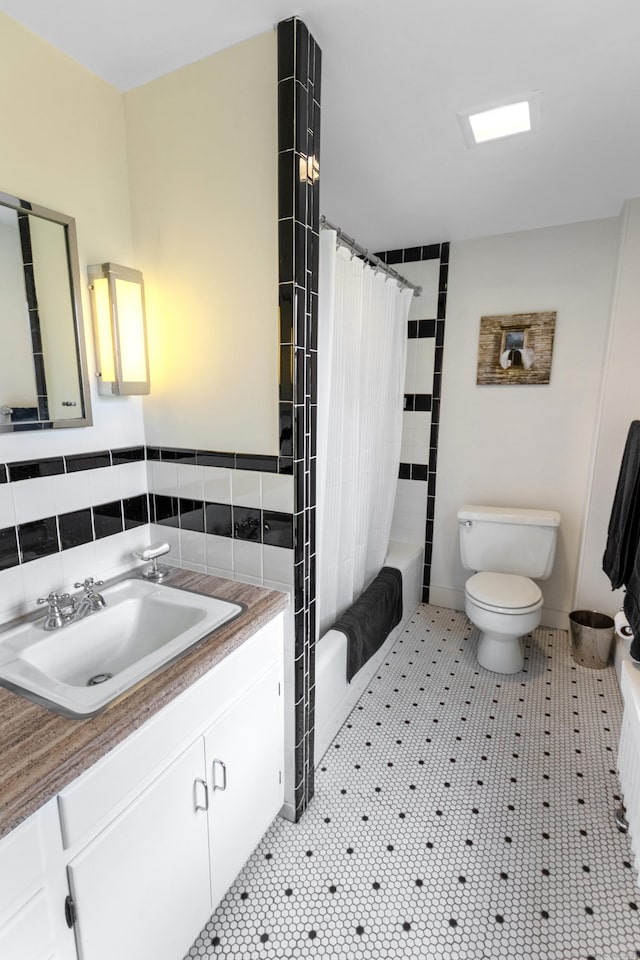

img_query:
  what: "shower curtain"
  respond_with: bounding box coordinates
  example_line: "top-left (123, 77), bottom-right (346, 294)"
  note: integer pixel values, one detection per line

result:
top-left (317, 228), bottom-right (413, 637)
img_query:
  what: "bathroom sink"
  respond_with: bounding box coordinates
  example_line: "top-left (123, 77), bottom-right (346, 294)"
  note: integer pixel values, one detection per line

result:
top-left (0, 577), bottom-right (244, 718)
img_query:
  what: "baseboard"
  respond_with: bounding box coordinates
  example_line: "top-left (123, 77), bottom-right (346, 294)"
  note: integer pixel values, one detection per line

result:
top-left (540, 607), bottom-right (570, 630)
top-left (428, 584), bottom-right (465, 611)
top-left (279, 800), bottom-right (296, 822)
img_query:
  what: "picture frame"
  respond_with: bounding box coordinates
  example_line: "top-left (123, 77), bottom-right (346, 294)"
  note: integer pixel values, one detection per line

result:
top-left (476, 311), bottom-right (556, 385)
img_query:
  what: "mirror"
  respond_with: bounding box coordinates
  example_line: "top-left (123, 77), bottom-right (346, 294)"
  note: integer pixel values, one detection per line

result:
top-left (0, 190), bottom-right (92, 432)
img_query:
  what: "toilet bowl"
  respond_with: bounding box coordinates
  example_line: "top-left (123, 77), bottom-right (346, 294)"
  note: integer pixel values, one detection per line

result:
top-left (458, 505), bottom-right (560, 675)
top-left (464, 572), bottom-right (543, 674)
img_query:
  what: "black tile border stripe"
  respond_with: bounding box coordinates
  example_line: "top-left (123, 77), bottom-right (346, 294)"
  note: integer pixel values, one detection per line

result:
top-left (404, 393), bottom-right (432, 412)
top-left (5, 447), bottom-right (145, 482)
top-left (0, 445), bottom-right (294, 484)
top-left (0, 494), bottom-right (150, 569)
top-left (8, 457), bottom-right (66, 482)
top-left (0, 494), bottom-right (295, 573)
top-left (0, 442), bottom-right (296, 570)
top-left (148, 449), bottom-right (280, 472)
top-left (278, 16), bottom-right (321, 820)
top-left (399, 463), bottom-right (429, 482)
top-left (151, 497), bottom-right (294, 549)
top-left (379, 241), bottom-right (449, 604)
top-left (375, 243), bottom-right (441, 264)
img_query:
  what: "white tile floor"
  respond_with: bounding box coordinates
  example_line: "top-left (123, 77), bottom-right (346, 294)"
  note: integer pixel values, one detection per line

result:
top-left (186, 604), bottom-right (640, 959)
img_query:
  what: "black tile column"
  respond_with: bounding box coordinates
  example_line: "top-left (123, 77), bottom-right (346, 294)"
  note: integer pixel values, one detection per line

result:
top-left (277, 18), bottom-right (321, 820)
top-left (426, 242), bottom-right (449, 603)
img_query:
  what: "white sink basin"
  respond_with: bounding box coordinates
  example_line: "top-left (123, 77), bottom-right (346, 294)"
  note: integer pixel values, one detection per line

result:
top-left (0, 578), bottom-right (244, 717)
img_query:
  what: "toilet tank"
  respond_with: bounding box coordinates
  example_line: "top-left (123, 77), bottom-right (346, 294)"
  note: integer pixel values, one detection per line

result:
top-left (458, 505), bottom-right (561, 579)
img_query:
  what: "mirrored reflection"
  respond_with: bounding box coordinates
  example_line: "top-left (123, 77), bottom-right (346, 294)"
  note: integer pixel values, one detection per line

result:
top-left (0, 191), bottom-right (91, 432)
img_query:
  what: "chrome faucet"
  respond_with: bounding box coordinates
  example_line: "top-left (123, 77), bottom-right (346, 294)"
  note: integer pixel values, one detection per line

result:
top-left (72, 578), bottom-right (106, 619)
top-left (37, 592), bottom-right (74, 631)
top-left (37, 578), bottom-right (106, 630)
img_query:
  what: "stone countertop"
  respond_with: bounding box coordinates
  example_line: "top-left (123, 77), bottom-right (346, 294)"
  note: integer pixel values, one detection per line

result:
top-left (0, 569), bottom-right (288, 841)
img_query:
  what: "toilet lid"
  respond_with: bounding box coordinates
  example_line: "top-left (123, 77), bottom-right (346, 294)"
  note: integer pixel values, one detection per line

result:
top-left (466, 572), bottom-right (542, 609)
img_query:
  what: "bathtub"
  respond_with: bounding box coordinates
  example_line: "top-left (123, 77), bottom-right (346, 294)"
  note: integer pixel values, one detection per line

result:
top-left (617, 626), bottom-right (640, 886)
top-left (618, 658), bottom-right (640, 884)
top-left (314, 540), bottom-right (424, 767)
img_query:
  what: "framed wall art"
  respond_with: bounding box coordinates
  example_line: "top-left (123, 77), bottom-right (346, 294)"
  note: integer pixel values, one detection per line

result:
top-left (476, 311), bottom-right (556, 385)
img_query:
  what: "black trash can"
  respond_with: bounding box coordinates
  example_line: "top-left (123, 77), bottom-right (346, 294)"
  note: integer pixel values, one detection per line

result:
top-left (568, 610), bottom-right (615, 669)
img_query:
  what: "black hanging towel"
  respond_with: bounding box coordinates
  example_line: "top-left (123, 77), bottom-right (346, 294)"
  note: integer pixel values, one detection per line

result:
top-left (603, 420), bottom-right (640, 660)
top-left (332, 566), bottom-right (403, 682)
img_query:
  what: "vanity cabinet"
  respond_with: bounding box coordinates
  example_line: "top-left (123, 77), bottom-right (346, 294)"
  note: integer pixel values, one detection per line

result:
top-left (67, 739), bottom-right (211, 960)
top-left (0, 800), bottom-right (75, 960)
top-left (0, 611), bottom-right (284, 960)
top-left (204, 660), bottom-right (283, 908)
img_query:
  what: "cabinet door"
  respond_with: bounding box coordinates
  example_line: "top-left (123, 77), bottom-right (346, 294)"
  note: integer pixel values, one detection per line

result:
top-left (205, 662), bottom-right (284, 908)
top-left (0, 890), bottom-right (53, 960)
top-left (68, 738), bottom-right (211, 960)
top-left (0, 802), bottom-right (68, 960)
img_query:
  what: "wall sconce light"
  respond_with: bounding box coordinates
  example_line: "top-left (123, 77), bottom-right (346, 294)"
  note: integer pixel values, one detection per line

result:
top-left (88, 262), bottom-right (150, 396)
top-left (299, 153), bottom-right (320, 184)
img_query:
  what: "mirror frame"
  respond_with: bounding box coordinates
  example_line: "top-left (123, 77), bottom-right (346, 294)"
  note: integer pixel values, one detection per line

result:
top-left (0, 189), bottom-right (93, 432)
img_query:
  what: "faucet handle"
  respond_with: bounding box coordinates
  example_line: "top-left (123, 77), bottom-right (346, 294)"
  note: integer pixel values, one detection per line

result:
top-left (74, 578), bottom-right (104, 593)
top-left (37, 593), bottom-right (72, 629)
top-left (37, 592), bottom-right (70, 608)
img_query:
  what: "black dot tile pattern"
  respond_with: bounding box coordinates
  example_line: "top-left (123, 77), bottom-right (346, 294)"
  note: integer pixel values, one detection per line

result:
top-left (185, 605), bottom-right (640, 959)
top-left (277, 16), bottom-right (322, 820)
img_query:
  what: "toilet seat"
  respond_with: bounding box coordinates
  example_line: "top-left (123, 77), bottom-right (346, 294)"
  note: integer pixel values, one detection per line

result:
top-left (465, 572), bottom-right (542, 615)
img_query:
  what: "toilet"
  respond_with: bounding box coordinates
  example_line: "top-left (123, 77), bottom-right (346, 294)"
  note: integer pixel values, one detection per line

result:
top-left (458, 504), bottom-right (561, 674)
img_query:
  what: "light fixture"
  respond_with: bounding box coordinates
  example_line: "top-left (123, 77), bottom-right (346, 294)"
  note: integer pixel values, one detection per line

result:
top-left (457, 91), bottom-right (540, 147)
top-left (299, 153), bottom-right (320, 183)
top-left (88, 262), bottom-right (150, 396)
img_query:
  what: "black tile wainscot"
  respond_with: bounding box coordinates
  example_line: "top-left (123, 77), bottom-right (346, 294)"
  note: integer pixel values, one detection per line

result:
top-left (0, 446), bottom-right (148, 571)
top-left (0, 444), bottom-right (293, 576)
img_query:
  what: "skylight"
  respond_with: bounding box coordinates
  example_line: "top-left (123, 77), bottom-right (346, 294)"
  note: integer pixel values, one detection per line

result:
top-left (458, 92), bottom-right (540, 147)
top-left (469, 101), bottom-right (531, 143)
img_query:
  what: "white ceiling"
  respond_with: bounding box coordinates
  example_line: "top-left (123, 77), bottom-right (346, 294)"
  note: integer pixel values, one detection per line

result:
top-left (2, 0), bottom-right (640, 249)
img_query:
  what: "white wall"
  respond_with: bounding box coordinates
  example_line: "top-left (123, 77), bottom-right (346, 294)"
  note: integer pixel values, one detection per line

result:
top-left (575, 199), bottom-right (640, 617)
top-left (0, 13), bottom-right (145, 464)
top-left (430, 217), bottom-right (619, 627)
top-left (125, 31), bottom-right (279, 455)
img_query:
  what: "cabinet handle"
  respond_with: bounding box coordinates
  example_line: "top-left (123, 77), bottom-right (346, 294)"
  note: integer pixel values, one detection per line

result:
top-left (64, 894), bottom-right (76, 928)
top-left (212, 759), bottom-right (227, 791)
top-left (194, 777), bottom-right (209, 811)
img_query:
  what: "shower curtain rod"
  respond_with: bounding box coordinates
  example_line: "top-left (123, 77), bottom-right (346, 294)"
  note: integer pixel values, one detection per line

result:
top-left (319, 215), bottom-right (423, 297)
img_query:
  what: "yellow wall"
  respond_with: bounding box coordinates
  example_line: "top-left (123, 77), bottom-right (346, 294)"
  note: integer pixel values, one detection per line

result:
top-left (0, 13), bottom-right (144, 462)
top-left (125, 31), bottom-right (279, 454)
top-left (0, 16), bottom-right (279, 460)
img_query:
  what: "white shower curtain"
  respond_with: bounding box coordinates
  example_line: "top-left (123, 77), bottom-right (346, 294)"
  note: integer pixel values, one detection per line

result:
top-left (317, 228), bottom-right (413, 637)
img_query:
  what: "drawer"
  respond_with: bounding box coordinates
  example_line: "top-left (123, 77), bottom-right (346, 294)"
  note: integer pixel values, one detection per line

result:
top-left (0, 889), bottom-right (53, 960)
top-left (58, 613), bottom-right (282, 849)
top-left (0, 811), bottom-right (45, 919)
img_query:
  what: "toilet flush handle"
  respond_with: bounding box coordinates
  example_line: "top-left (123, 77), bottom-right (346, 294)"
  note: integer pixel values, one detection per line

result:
top-left (460, 520), bottom-right (473, 527)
